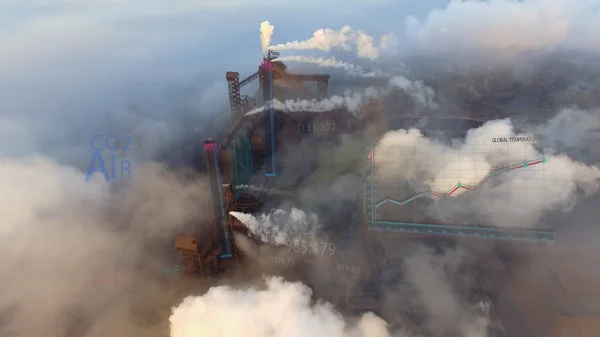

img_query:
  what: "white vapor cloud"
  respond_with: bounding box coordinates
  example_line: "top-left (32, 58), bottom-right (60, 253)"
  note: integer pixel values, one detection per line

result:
top-left (269, 25), bottom-right (395, 60)
top-left (168, 248), bottom-right (493, 337)
top-left (244, 90), bottom-right (375, 116)
top-left (260, 20), bottom-right (275, 53)
top-left (245, 75), bottom-right (436, 116)
top-left (275, 55), bottom-right (379, 77)
top-left (169, 276), bottom-right (398, 337)
top-left (230, 208), bottom-right (321, 245)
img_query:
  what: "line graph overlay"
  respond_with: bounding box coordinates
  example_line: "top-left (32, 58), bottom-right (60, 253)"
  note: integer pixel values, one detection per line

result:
top-left (375, 157), bottom-right (547, 208)
top-left (366, 143), bottom-right (555, 242)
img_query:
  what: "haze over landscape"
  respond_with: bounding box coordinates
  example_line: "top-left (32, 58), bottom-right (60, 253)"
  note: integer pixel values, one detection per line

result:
top-left (1, 0), bottom-right (600, 336)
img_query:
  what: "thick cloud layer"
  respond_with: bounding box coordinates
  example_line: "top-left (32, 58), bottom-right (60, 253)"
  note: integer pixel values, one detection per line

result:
top-left (0, 157), bottom-right (212, 336)
top-left (405, 0), bottom-right (600, 57)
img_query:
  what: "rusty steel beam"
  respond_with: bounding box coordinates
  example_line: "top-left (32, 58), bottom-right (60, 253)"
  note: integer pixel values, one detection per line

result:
top-left (226, 72), bottom-right (242, 122)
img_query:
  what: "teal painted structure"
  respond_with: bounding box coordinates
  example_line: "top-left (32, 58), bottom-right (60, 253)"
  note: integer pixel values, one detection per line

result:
top-left (226, 123), bottom-right (255, 200)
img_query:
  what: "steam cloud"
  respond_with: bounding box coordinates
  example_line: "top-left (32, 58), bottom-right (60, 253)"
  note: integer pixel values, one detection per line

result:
top-left (245, 91), bottom-right (375, 116)
top-left (269, 25), bottom-right (394, 60)
top-left (169, 276), bottom-right (396, 337)
top-left (275, 55), bottom-right (379, 77)
top-left (260, 20), bottom-right (275, 53)
top-left (230, 208), bottom-right (321, 245)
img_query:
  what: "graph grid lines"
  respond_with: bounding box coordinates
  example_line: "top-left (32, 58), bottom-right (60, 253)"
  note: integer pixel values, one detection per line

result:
top-left (366, 144), bottom-right (555, 242)
top-left (375, 157), bottom-right (547, 208)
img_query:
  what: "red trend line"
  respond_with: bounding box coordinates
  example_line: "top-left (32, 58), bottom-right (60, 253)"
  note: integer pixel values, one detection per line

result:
top-left (476, 175), bottom-right (490, 189)
top-left (375, 157), bottom-right (545, 208)
top-left (447, 186), bottom-right (460, 195)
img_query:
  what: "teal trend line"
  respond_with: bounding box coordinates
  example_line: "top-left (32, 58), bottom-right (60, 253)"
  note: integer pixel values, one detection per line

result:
top-left (375, 157), bottom-right (546, 208)
top-left (370, 221), bottom-right (554, 242)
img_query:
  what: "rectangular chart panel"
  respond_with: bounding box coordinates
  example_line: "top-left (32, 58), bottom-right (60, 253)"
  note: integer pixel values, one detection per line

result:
top-left (364, 142), bottom-right (555, 242)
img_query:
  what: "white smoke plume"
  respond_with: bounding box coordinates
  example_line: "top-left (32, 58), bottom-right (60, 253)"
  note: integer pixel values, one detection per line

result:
top-left (245, 75), bottom-right (436, 116)
top-left (169, 276), bottom-right (400, 337)
top-left (269, 25), bottom-right (394, 60)
top-left (374, 110), bottom-right (600, 228)
top-left (275, 55), bottom-right (379, 77)
top-left (168, 248), bottom-right (493, 337)
top-left (233, 184), bottom-right (293, 197)
top-left (405, 0), bottom-right (600, 58)
top-left (230, 208), bottom-right (321, 245)
top-left (244, 89), bottom-right (375, 116)
top-left (260, 20), bottom-right (275, 53)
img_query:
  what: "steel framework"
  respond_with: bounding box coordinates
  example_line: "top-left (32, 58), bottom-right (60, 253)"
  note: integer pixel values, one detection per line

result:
top-left (226, 50), bottom-right (330, 125)
top-left (226, 72), bottom-right (242, 122)
top-left (175, 235), bottom-right (220, 277)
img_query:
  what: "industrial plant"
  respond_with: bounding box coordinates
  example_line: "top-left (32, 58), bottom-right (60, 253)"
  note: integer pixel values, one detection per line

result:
top-left (5, 1), bottom-right (600, 336)
top-left (170, 49), bottom-right (600, 337)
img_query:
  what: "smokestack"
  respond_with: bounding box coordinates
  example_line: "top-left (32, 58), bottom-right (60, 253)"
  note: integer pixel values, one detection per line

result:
top-left (260, 61), bottom-right (276, 176)
top-left (203, 139), bottom-right (232, 257)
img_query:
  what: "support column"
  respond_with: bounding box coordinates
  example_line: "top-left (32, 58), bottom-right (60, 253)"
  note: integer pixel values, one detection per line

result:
top-left (204, 139), bottom-right (233, 258)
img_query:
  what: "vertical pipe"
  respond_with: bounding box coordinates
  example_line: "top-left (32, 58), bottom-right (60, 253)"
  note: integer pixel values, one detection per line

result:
top-left (262, 61), bottom-right (276, 176)
top-left (214, 148), bottom-right (232, 258)
top-left (204, 139), bottom-right (232, 258)
top-left (204, 140), bottom-right (223, 246)
top-left (269, 64), bottom-right (276, 175)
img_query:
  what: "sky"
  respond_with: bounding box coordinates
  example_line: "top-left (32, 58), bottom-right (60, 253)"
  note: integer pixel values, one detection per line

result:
top-left (0, 0), bottom-right (454, 165)
top-left (1, 0), bottom-right (597, 167)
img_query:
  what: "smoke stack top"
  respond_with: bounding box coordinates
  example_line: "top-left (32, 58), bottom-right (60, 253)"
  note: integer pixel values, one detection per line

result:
top-left (260, 21), bottom-right (274, 53)
top-left (204, 139), bottom-right (216, 151)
